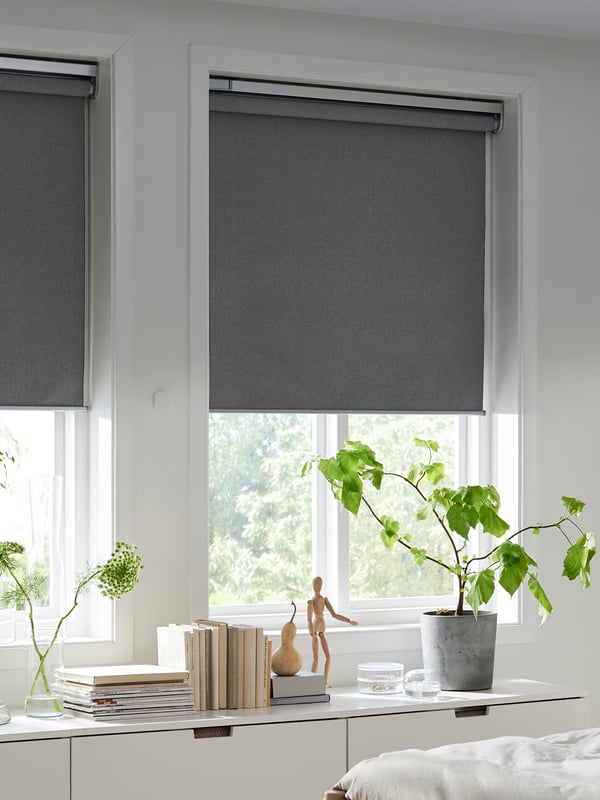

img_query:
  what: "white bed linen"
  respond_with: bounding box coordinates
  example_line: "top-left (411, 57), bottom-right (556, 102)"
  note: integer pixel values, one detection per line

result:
top-left (335, 727), bottom-right (600, 800)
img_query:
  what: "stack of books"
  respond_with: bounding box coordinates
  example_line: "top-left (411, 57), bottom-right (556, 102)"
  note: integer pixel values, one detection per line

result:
top-left (55, 664), bottom-right (195, 719)
top-left (156, 620), bottom-right (272, 712)
top-left (270, 669), bottom-right (329, 705)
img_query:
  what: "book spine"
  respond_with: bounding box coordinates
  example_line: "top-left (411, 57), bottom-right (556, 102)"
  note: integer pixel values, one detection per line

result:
top-left (218, 623), bottom-right (228, 709)
top-left (260, 634), bottom-right (271, 708)
top-left (242, 627), bottom-right (257, 709)
top-left (254, 629), bottom-right (265, 709)
top-left (227, 626), bottom-right (241, 708)
top-left (197, 627), bottom-right (208, 712)
top-left (265, 638), bottom-right (272, 707)
top-left (194, 618), bottom-right (229, 709)
top-left (207, 626), bottom-right (219, 711)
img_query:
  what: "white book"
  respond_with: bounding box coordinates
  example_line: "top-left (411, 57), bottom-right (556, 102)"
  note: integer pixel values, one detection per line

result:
top-left (56, 663), bottom-right (189, 687)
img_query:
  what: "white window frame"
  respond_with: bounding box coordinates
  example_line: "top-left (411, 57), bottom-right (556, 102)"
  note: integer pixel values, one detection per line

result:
top-left (190, 46), bottom-right (539, 659)
top-left (207, 412), bottom-right (505, 631)
top-left (0, 25), bottom-right (136, 687)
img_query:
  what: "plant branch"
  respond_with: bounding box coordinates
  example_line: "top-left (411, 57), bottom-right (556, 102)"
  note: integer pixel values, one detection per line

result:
top-left (361, 495), bottom-right (454, 574)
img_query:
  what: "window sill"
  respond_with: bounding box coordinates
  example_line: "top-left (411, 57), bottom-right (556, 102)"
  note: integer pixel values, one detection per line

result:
top-left (266, 619), bottom-right (536, 659)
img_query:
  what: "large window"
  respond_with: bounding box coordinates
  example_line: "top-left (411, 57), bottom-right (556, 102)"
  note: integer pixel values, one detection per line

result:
top-left (207, 79), bottom-right (502, 626)
top-left (209, 413), bottom-right (477, 625)
top-left (0, 409), bottom-right (112, 642)
top-left (0, 52), bottom-right (116, 648)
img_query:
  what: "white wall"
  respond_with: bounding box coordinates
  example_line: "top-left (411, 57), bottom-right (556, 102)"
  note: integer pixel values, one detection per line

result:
top-left (0, 0), bottom-right (599, 721)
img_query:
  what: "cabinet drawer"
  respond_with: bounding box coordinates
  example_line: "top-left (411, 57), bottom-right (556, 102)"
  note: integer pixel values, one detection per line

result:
top-left (0, 738), bottom-right (70, 800)
top-left (348, 697), bottom-right (589, 767)
top-left (72, 718), bottom-right (346, 800)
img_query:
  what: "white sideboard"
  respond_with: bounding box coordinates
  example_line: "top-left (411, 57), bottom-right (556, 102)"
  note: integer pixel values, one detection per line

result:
top-left (0, 679), bottom-right (590, 800)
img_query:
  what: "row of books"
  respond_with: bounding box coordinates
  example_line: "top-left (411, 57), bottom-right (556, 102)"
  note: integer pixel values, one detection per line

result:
top-left (55, 664), bottom-right (195, 719)
top-left (156, 620), bottom-right (272, 711)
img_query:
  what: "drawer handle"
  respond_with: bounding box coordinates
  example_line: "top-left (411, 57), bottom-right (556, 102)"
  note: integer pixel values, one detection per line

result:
top-left (454, 706), bottom-right (489, 718)
top-left (193, 725), bottom-right (232, 739)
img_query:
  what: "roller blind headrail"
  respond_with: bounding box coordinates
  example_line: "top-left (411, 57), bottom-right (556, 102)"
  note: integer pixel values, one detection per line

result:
top-left (209, 77), bottom-right (503, 133)
top-left (0, 55), bottom-right (97, 98)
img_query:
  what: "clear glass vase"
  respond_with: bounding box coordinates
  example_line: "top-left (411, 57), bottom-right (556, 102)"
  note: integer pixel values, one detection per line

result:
top-left (24, 476), bottom-right (66, 718)
top-left (25, 630), bottom-right (64, 718)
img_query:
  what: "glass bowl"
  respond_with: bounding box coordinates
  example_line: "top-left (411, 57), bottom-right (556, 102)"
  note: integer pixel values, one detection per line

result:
top-left (403, 668), bottom-right (441, 698)
top-left (357, 662), bottom-right (404, 694)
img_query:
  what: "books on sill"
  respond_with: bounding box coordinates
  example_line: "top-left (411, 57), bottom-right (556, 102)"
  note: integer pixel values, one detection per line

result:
top-left (270, 670), bottom-right (330, 706)
top-left (156, 620), bottom-right (273, 712)
top-left (55, 664), bottom-right (195, 719)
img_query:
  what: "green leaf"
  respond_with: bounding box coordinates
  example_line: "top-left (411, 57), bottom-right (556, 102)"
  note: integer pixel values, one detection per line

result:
top-left (406, 464), bottom-right (424, 484)
top-left (562, 532), bottom-right (596, 588)
top-left (465, 569), bottom-right (496, 616)
top-left (496, 541), bottom-right (532, 596)
top-left (341, 470), bottom-right (363, 515)
top-left (479, 505), bottom-right (510, 538)
top-left (446, 503), bottom-right (478, 539)
top-left (562, 496), bottom-right (585, 517)
top-left (365, 467), bottom-right (384, 490)
top-left (431, 487), bottom-right (453, 513)
top-left (528, 574), bottom-right (553, 623)
top-left (414, 437), bottom-right (439, 453)
top-left (409, 547), bottom-right (427, 565)
top-left (462, 485), bottom-right (485, 509)
top-left (318, 458), bottom-right (344, 484)
top-left (424, 461), bottom-right (445, 485)
top-left (380, 516), bottom-right (400, 550)
top-left (301, 458), bottom-right (315, 478)
top-left (416, 502), bottom-right (431, 521)
top-left (338, 448), bottom-right (362, 475)
top-left (344, 441), bottom-right (382, 469)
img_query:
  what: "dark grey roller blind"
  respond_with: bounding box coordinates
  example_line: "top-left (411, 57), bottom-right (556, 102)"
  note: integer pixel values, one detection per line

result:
top-left (0, 62), bottom-right (94, 408)
top-left (209, 85), bottom-right (498, 413)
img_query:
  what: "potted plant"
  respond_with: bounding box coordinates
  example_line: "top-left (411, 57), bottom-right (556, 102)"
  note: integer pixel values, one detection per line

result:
top-left (304, 438), bottom-right (596, 690)
top-left (0, 539), bottom-right (143, 716)
top-left (0, 446), bottom-right (143, 716)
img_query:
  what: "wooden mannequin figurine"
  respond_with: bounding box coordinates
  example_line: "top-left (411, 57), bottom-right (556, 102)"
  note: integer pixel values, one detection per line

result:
top-left (307, 576), bottom-right (357, 687)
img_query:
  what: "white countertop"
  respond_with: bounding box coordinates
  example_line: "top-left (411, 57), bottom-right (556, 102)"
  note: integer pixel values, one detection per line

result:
top-left (0, 678), bottom-right (587, 743)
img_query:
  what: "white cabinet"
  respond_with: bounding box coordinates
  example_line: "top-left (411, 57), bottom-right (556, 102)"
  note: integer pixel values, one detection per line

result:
top-left (0, 738), bottom-right (69, 800)
top-left (71, 718), bottom-right (346, 800)
top-left (347, 696), bottom-right (590, 766)
top-left (0, 680), bottom-right (591, 800)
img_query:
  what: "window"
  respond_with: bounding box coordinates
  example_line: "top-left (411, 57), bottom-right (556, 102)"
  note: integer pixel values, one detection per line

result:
top-left (207, 77), bottom-right (505, 627)
top-left (0, 54), bottom-right (115, 646)
top-left (0, 406), bottom-right (115, 642)
top-left (209, 413), bottom-right (491, 627)
top-left (192, 48), bottom-right (530, 646)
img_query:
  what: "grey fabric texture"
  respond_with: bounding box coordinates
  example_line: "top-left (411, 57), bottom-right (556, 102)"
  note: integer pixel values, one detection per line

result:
top-left (0, 83), bottom-right (88, 407)
top-left (209, 92), bottom-right (486, 413)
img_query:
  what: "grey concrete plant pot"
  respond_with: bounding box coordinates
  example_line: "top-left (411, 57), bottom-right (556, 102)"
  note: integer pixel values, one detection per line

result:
top-left (420, 610), bottom-right (498, 691)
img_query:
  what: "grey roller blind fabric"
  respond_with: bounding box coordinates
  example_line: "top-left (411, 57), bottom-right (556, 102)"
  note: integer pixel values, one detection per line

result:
top-left (209, 86), bottom-right (498, 413)
top-left (0, 64), bottom-right (94, 408)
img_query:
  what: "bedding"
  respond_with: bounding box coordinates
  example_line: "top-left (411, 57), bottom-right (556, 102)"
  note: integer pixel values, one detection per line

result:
top-left (330, 727), bottom-right (600, 799)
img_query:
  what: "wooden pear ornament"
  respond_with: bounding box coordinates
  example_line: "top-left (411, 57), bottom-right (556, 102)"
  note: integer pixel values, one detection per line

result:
top-left (271, 601), bottom-right (303, 676)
